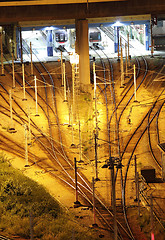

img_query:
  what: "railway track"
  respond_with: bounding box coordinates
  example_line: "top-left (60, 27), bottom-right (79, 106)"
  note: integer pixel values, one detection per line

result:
top-left (90, 46), bottom-right (165, 238)
top-left (0, 40), bottom-right (165, 239)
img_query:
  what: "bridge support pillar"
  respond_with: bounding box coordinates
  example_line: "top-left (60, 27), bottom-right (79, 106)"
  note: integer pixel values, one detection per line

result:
top-left (145, 23), bottom-right (149, 50)
top-left (47, 29), bottom-right (53, 57)
top-left (114, 26), bottom-right (119, 53)
top-left (75, 19), bottom-right (90, 90)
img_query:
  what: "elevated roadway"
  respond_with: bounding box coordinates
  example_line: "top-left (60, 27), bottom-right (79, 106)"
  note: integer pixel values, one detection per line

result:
top-left (0, 0), bottom-right (165, 23)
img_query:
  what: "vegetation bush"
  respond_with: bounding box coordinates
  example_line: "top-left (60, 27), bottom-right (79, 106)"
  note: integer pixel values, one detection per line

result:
top-left (0, 153), bottom-right (98, 239)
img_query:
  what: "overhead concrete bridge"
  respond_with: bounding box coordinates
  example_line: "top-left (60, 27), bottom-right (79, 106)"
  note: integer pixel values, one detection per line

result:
top-left (0, 0), bottom-right (165, 87)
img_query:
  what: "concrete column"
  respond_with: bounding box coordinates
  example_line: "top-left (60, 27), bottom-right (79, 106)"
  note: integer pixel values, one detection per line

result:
top-left (47, 30), bottom-right (53, 56)
top-left (75, 19), bottom-right (90, 88)
top-left (145, 24), bottom-right (149, 50)
top-left (16, 27), bottom-right (22, 60)
top-left (114, 26), bottom-right (118, 53)
top-left (13, 25), bottom-right (17, 59)
top-left (129, 26), bottom-right (133, 39)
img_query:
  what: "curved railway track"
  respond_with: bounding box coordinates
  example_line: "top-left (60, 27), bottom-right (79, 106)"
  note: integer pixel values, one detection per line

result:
top-left (0, 41), bottom-right (165, 240)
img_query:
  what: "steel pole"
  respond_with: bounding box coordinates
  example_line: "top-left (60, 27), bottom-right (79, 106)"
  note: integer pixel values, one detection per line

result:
top-left (125, 43), bottom-right (128, 77)
top-left (34, 75), bottom-right (39, 116)
top-left (0, 32), bottom-right (4, 76)
top-left (72, 63), bottom-right (75, 120)
top-left (94, 133), bottom-right (99, 181)
top-left (127, 33), bottom-right (130, 67)
top-left (28, 106), bottom-right (31, 145)
top-left (120, 37), bottom-right (124, 87)
top-left (22, 63), bottom-right (27, 100)
top-left (30, 42), bottom-right (34, 76)
top-left (63, 60), bottom-right (67, 102)
top-left (150, 194), bottom-right (155, 240)
top-left (111, 164), bottom-right (117, 240)
top-left (12, 54), bottom-right (15, 88)
top-left (74, 157), bottom-right (80, 206)
top-left (92, 177), bottom-right (98, 226)
top-left (134, 155), bottom-right (138, 201)
top-left (9, 89), bottom-right (13, 129)
top-left (137, 172), bottom-right (140, 217)
top-left (133, 64), bottom-right (137, 101)
top-left (78, 121), bottom-right (83, 162)
top-left (24, 124), bottom-right (29, 167)
top-left (61, 51), bottom-right (63, 86)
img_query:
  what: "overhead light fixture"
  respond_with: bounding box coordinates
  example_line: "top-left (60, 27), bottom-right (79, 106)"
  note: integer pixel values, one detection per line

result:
top-left (112, 21), bottom-right (124, 27)
top-left (44, 26), bottom-right (56, 31)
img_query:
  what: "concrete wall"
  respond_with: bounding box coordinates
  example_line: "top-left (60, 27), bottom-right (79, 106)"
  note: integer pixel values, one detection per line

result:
top-left (153, 21), bottom-right (165, 36)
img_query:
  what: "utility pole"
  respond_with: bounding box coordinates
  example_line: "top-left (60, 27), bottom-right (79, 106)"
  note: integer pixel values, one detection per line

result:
top-left (72, 63), bottom-right (75, 120)
top-left (24, 124), bottom-right (29, 167)
top-left (12, 53), bottom-right (15, 88)
top-left (127, 33), bottom-right (130, 67)
top-left (94, 133), bottom-right (99, 181)
top-left (137, 172), bottom-right (140, 217)
top-left (22, 63), bottom-right (27, 101)
top-left (9, 89), bottom-right (15, 132)
top-left (133, 64), bottom-right (137, 102)
top-left (78, 121), bottom-right (83, 163)
top-left (28, 106), bottom-right (31, 145)
top-left (71, 106), bottom-right (75, 147)
top-left (34, 75), bottom-right (39, 116)
top-left (63, 59), bottom-right (67, 102)
top-left (93, 57), bottom-right (99, 181)
top-left (134, 155), bottom-right (140, 216)
top-left (30, 42), bottom-right (34, 76)
top-left (111, 160), bottom-right (117, 240)
top-left (125, 43), bottom-right (128, 78)
top-left (61, 51), bottom-right (64, 86)
top-left (0, 32), bottom-right (5, 76)
top-left (134, 155), bottom-right (138, 201)
top-left (92, 177), bottom-right (98, 227)
top-left (120, 37), bottom-right (124, 88)
top-left (74, 157), bottom-right (81, 207)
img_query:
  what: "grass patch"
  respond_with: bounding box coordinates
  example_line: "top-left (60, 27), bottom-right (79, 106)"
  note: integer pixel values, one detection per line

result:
top-left (0, 153), bottom-right (98, 239)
